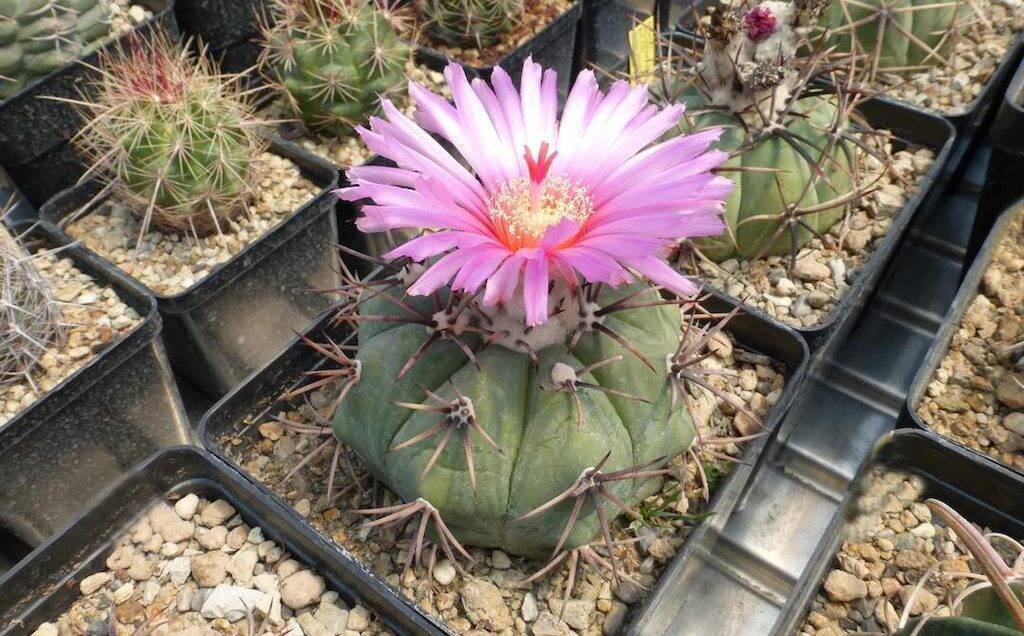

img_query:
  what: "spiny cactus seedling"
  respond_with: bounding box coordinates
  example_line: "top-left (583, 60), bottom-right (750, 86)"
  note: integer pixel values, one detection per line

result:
top-left (268, 58), bottom-right (774, 590)
top-left (0, 223), bottom-right (65, 387)
top-left (417, 0), bottom-right (523, 49)
top-left (818, 0), bottom-right (963, 78)
top-left (72, 30), bottom-right (265, 238)
top-left (893, 499), bottom-right (1024, 635)
top-left (0, 0), bottom-right (112, 99)
top-left (661, 0), bottom-right (887, 264)
top-left (260, 0), bottom-right (410, 136)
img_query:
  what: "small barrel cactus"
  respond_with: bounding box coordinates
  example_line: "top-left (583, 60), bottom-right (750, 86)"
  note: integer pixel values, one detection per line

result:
top-left (74, 31), bottom-right (264, 236)
top-left (261, 0), bottom-right (409, 136)
top-left (417, 0), bottom-right (523, 48)
top-left (312, 57), bottom-right (739, 580)
top-left (0, 0), bottom-right (112, 99)
top-left (668, 0), bottom-right (864, 262)
top-left (0, 224), bottom-right (65, 386)
top-left (819, 0), bottom-right (961, 72)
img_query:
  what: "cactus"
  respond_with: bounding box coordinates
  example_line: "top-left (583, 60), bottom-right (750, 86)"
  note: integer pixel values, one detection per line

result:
top-left (261, 0), bottom-right (410, 136)
top-left (893, 499), bottom-right (1024, 635)
top-left (417, 0), bottom-right (523, 48)
top-left (0, 0), bottom-right (113, 99)
top-left (0, 224), bottom-right (65, 386)
top-left (664, 0), bottom-right (878, 263)
top-left (818, 0), bottom-right (962, 74)
top-left (74, 31), bottom-right (264, 236)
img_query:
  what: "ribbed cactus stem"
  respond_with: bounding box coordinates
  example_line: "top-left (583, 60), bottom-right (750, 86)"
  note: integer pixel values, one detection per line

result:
top-left (418, 0), bottom-right (523, 48)
top-left (0, 224), bottom-right (65, 387)
top-left (74, 30), bottom-right (264, 237)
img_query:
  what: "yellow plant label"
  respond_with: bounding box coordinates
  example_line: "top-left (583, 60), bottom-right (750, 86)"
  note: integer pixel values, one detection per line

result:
top-left (628, 16), bottom-right (656, 85)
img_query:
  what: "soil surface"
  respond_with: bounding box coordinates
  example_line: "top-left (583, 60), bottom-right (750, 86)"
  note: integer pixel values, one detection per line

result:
top-left (29, 493), bottom-right (387, 635)
top-left (414, 0), bottom-right (574, 67)
top-left (679, 141), bottom-right (934, 329)
top-left (916, 210), bottom-right (1024, 473)
top-left (218, 316), bottom-right (787, 635)
top-left (0, 248), bottom-right (141, 427)
top-left (65, 153), bottom-right (318, 297)
top-left (799, 467), bottom-right (1023, 635)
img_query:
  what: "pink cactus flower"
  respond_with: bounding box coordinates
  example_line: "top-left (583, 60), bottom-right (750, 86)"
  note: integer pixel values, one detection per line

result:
top-left (745, 6), bottom-right (778, 41)
top-left (336, 59), bottom-right (732, 326)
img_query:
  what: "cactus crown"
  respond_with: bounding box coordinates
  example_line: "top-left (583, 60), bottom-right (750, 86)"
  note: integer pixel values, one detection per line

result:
top-left (73, 30), bottom-right (265, 238)
top-left (260, 0), bottom-right (410, 135)
top-left (0, 0), bottom-right (113, 99)
top-left (417, 0), bottom-right (524, 49)
top-left (0, 223), bottom-right (65, 388)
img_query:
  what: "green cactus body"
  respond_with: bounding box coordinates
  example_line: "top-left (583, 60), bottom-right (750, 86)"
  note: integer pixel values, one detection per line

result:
top-left (0, 0), bottom-right (111, 99)
top-left (332, 283), bottom-right (693, 557)
top-left (264, 0), bottom-right (409, 136)
top-left (690, 94), bottom-right (855, 262)
top-left (0, 225), bottom-right (64, 385)
top-left (418, 0), bottom-right (523, 49)
top-left (819, 0), bottom-right (960, 71)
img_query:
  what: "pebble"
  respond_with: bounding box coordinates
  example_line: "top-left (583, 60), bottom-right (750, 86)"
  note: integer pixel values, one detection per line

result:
top-left (521, 592), bottom-right (539, 622)
top-left (174, 494), bottom-right (200, 520)
top-left (346, 605), bottom-right (371, 631)
top-left (280, 570), bottom-right (326, 609)
top-left (432, 559), bottom-right (456, 585)
top-left (79, 572), bottom-right (112, 595)
top-left (824, 570), bottom-right (867, 601)
top-left (793, 258), bottom-right (831, 282)
top-left (200, 499), bottom-right (236, 528)
top-left (315, 600), bottom-right (350, 634)
top-left (462, 578), bottom-right (512, 631)
top-left (190, 551), bottom-right (230, 587)
top-left (532, 612), bottom-right (575, 636)
top-left (200, 585), bottom-right (271, 622)
top-left (149, 502), bottom-right (195, 543)
top-left (31, 623), bottom-right (58, 636)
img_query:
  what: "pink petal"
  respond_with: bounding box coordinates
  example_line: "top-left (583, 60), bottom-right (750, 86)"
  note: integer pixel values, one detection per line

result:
top-left (522, 253), bottom-right (550, 326)
top-left (627, 255), bottom-right (698, 298)
top-left (483, 254), bottom-right (525, 306)
top-left (384, 231), bottom-right (461, 261)
top-left (408, 250), bottom-right (474, 296)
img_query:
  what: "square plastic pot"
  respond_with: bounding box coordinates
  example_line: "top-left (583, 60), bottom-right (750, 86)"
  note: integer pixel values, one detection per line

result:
top-left (773, 429), bottom-right (1024, 636)
top-left (0, 446), bottom-right (450, 635)
top-left (39, 138), bottom-right (342, 398)
top-left (0, 220), bottom-right (190, 569)
top-left (0, 0), bottom-right (179, 208)
top-left (196, 286), bottom-right (809, 634)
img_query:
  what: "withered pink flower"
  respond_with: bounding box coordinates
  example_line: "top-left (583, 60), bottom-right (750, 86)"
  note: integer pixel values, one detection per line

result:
top-left (745, 6), bottom-right (778, 41)
top-left (336, 59), bottom-right (732, 326)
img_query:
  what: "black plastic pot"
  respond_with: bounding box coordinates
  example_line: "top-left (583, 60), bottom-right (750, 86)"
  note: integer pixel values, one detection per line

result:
top-left (0, 0), bottom-right (178, 209)
top-left (415, 0), bottom-right (584, 97)
top-left (579, 0), bottom-right (651, 73)
top-left (40, 138), bottom-right (342, 399)
top-left (174, 0), bottom-right (266, 74)
top-left (196, 284), bottom-right (809, 634)
top-left (0, 220), bottom-right (190, 567)
top-left (773, 428), bottom-right (1024, 636)
top-left (903, 202), bottom-right (1023, 470)
top-left (0, 446), bottom-right (449, 635)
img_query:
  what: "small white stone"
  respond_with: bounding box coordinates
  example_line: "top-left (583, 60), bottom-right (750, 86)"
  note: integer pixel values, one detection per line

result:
top-left (175, 494), bottom-right (200, 519)
top-left (80, 571), bottom-right (112, 595)
top-left (432, 559), bottom-right (456, 585)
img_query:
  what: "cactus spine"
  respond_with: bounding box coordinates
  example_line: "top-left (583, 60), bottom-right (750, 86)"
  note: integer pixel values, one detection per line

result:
top-left (417, 0), bottom-right (523, 48)
top-left (0, 0), bottom-right (112, 99)
top-left (0, 224), bottom-right (64, 386)
top-left (75, 31), bottom-right (264, 236)
top-left (261, 0), bottom-right (410, 136)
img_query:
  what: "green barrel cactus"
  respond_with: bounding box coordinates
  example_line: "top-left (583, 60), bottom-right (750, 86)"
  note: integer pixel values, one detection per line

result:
top-left (0, 224), bottom-right (65, 386)
top-left (332, 282), bottom-right (693, 558)
top-left (0, 0), bottom-right (112, 99)
top-left (819, 0), bottom-right (961, 72)
top-left (262, 0), bottom-right (409, 136)
top-left (75, 31), bottom-right (263, 236)
top-left (418, 0), bottom-right (523, 49)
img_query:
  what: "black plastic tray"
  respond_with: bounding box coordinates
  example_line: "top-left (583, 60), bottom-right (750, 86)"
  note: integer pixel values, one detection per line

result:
top-left (774, 428), bottom-right (1024, 635)
top-left (903, 200), bottom-right (1022, 469)
top-left (0, 0), bottom-right (179, 207)
top-left (0, 446), bottom-right (448, 635)
top-left (0, 220), bottom-right (190, 561)
top-left (415, 0), bottom-right (584, 97)
top-left (196, 284), bottom-right (809, 634)
top-left (39, 137), bottom-right (341, 398)
top-left (174, 0), bottom-right (266, 74)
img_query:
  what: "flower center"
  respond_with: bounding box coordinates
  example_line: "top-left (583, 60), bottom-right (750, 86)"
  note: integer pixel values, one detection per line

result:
top-left (489, 143), bottom-right (594, 249)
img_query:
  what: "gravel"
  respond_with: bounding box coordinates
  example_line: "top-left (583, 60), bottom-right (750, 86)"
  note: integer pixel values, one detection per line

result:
top-left (31, 494), bottom-right (386, 635)
top-left (681, 142), bottom-right (935, 329)
top-left (917, 209), bottom-right (1024, 472)
top-left (220, 323), bottom-right (788, 634)
top-left (0, 249), bottom-right (142, 427)
top-left (65, 153), bottom-right (319, 297)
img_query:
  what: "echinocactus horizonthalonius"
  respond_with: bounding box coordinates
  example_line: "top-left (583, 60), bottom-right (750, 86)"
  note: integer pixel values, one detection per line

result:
top-left (261, 0), bottom-right (410, 136)
top-left (0, 0), bottom-right (112, 99)
top-left (662, 0), bottom-right (884, 263)
top-left (417, 0), bottom-right (523, 49)
top-left (0, 223), bottom-right (65, 386)
top-left (72, 30), bottom-right (265, 237)
top-left (281, 59), bottom-right (752, 585)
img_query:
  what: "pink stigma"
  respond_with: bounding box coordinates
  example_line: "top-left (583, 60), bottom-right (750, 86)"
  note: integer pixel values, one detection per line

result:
top-left (524, 142), bottom-right (557, 184)
top-left (745, 6), bottom-right (777, 41)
